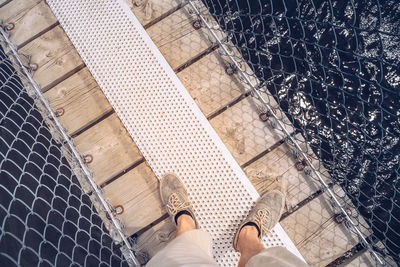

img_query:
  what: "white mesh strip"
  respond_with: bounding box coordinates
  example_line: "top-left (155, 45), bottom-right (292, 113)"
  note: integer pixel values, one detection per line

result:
top-left (47, 0), bottom-right (304, 264)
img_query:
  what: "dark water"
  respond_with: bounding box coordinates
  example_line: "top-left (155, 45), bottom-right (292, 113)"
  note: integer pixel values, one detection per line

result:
top-left (203, 0), bottom-right (400, 263)
top-left (0, 46), bottom-right (128, 266)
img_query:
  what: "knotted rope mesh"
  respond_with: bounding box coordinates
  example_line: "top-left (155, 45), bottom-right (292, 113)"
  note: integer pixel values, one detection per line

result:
top-left (0, 39), bottom-right (131, 265)
top-left (197, 0), bottom-right (399, 265)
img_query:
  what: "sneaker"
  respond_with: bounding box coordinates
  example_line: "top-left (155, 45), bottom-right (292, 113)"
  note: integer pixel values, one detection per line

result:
top-left (160, 173), bottom-right (198, 228)
top-left (233, 190), bottom-right (285, 251)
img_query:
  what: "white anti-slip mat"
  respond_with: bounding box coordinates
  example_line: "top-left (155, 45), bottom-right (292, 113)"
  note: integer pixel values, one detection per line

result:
top-left (46, 0), bottom-right (305, 264)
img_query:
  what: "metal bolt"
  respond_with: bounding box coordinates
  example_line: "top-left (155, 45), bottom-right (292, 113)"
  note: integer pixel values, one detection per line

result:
top-left (55, 107), bottom-right (64, 117)
top-left (259, 111), bottom-right (271, 122)
top-left (334, 208), bottom-right (352, 224)
top-left (115, 205), bottom-right (124, 215)
top-left (29, 63), bottom-right (39, 71)
top-left (192, 20), bottom-right (201, 30)
top-left (5, 22), bottom-right (15, 31)
top-left (84, 154), bottom-right (93, 164)
top-left (106, 205), bottom-right (124, 220)
top-left (225, 66), bottom-right (235, 75)
top-left (295, 156), bottom-right (312, 172)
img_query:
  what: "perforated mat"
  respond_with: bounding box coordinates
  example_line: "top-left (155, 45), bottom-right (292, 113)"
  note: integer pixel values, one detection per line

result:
top-left (47, 0), bottom-right (304, 264)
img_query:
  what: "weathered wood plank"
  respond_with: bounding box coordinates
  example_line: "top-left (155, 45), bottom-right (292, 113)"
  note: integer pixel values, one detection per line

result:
top-left (135, 217), bottom-right (176, 258)
top-left (146, 5), bottom-right (214, 70)
top-left (281, 191), bottom-right (361, 266)
top-left (0, 0), bottom-right (58, 47)
top-left (177, 51), bottom-right (249, 117)
top-left (244, 134), bottom-right (324, 210)
top-left (125, 0), bottom-right (183, 27)
top-left (74, 113), bottom-right (143, 185)
top-left (346, 251), bottom-right (375, 267)
top-left (103, 162), bottom-right (164, 236)
top-left (210, 96), bottom-right (294, 166)
top-left (44, 68), bottom-right (113, 135)
top-left (0, 0), bottom-right (40, 22)
top-left (19, 25), bottom-right (84, 92)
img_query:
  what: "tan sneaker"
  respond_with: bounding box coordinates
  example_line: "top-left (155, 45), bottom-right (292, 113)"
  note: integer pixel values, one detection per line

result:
top-left (160, 173), bottom-right (198, 228)
top-left (233, 190), bottom-right (285, 251)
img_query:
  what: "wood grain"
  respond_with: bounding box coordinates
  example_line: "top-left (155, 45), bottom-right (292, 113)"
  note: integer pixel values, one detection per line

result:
top-left (20, 25), bottom-right (84, 92)
top-left (0, 0), bottom-right (58, 47)
top-left (44, 68), bottom-right (113, 135)
top-left (177, 51), bottom-right (248, 117)
top-left (125, 0), bottom-right (183, 27)
top-left (103, 162), bottom-right (164, 236)
top-left (210, 96), bottom-right (294, 165)
top-left (147, 5), bottom-right (215, 70)
top-left (74, 113), bottom-right (143, 185)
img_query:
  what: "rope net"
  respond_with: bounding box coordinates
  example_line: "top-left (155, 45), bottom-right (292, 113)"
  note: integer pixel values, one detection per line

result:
top-left (195, 0), bottom-right (400, 265)
top-left (0, 40), bottom-right (131, 265)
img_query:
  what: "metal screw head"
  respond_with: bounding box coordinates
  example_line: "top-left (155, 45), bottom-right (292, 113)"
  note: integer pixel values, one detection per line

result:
top-left (192, 20), bottom-right (202, 30)
top-left (114, 205), bottom-right (124, 215)
top-left (295, 156), bottom-right (312, 171)
top-left (55, 107), bottom-right (64, 117)
top-left (334, 208), bottom-right (352, 224)
top-left (84, 154), bottom-right (93, 164)
top-left (225, 66), bottom-right (234, 75)
top-left (29, 63), bottom-right (39, 71)
top-left (5, 22), bottom-right (15, 31)
top-left (259, 111), bottom-right (271, 122)
top-left (295, 160), bottom-right (306, 171)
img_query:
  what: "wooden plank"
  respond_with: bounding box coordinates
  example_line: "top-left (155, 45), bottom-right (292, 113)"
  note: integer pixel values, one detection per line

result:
top-left (146, 5), bottom-right (214, 70)
top-left (103, 162), bottom-right (164, 236)
top-left (281, 191), bottom-right (362, 266)
top-left (44, 68), bottom-right (113, 135)
top-left (244, 134), bottom-right (324, 210)
top-left (19, 25), bottom-right (84, 92)
top-left (135, 217), bottom-right (176, 258)
top-left (210, 96), bottom-right (294, 166)
top-left (177, 51), bottom-right (249, 117)
top-left (74, 113), bottom-right (143, 185)
top-left (346, 251), bottom-right (375, 267)
top-left (0, 0), bottom-right (58, 47)
top-left (134, 215), bottom-right (262, 262)
top-left (125, 0), bottom-right (183, 27)
top-left (0, 0), bottom-right (41, 22)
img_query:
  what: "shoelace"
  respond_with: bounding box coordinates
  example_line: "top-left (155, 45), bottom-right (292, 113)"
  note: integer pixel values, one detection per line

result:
top-left (166, 193), bottom-right (191, 216)
top-left (255, 208), bottom-right (271, 234)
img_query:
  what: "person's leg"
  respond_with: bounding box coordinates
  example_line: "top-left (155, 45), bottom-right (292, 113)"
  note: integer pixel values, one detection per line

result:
top-left (245, 247), bottom-right (308, 267)
top-left (176, 214), bottom-right (196, 236)
top-left (146, 173), bottom-right (218, 267)
top-left (236, 225), bottom-right (265, 267)
top-left (233, 190), bottom-right (307, 267)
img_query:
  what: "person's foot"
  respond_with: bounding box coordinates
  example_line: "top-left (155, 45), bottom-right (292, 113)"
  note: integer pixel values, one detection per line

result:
top-left (160, 173), bottom-right (198, 228)
top-left (233, 190), bottom-right (285, 251)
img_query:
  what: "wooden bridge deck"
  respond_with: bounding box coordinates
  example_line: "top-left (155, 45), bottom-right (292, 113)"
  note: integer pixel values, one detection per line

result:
top-left (0, 0), bottom-right (374, 266)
